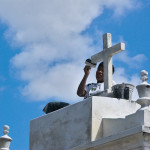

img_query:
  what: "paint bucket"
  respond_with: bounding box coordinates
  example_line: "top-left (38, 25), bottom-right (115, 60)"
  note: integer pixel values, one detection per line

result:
top-left (112, 83), bottom-right (134, 100)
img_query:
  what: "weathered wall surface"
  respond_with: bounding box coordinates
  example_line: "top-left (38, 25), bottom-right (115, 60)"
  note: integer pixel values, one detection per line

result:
top-left (30, 98), bottom-right (92, 150)
top-left (30, 97), bottom-right (140, 150)
top-left (72, 126), bottom-right (150, 150)
top-left (91, 97), bottom-right (141, 140)
top-left (103, 109), bottom-right (150, 138)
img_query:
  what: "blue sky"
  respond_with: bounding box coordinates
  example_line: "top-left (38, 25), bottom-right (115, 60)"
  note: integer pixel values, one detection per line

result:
top-left (0, 0), bottom-right (150, 149)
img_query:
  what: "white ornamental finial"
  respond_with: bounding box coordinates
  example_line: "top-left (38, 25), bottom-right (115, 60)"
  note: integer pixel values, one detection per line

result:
top-left (140, 70), bottom-right (148, 83)
top-left (0, 125), bottom-right (12, 150)
top-left (3, 125), bottom-right (10, 136)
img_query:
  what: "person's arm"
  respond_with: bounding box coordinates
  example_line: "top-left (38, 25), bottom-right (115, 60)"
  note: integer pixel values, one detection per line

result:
top-left (77, 66), bottom-right (91, 97)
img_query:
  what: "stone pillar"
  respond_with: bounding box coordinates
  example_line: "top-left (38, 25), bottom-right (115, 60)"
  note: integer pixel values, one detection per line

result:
top-left (0, 125), bottom-right (12, 150)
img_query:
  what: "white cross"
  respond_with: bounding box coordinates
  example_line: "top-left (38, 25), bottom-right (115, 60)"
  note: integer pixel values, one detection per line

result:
top-left (91, 33), bottom-right (125, 90)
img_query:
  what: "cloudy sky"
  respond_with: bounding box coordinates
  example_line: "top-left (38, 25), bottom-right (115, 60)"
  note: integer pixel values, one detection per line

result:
top-left (0, 0), bottom-right (150, 149)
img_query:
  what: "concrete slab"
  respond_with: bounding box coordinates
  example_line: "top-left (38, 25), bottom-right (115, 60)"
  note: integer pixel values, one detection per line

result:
top-left (72, 126), bottom-right (150, 150)
top-left (103, 109), bottom-right (150, 138)
top-left (30, 96), bottom-right (140, 150)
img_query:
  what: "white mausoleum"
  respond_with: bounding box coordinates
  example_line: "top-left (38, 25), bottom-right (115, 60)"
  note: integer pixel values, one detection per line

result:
top-left (30, 33), bottom-right (150, 150)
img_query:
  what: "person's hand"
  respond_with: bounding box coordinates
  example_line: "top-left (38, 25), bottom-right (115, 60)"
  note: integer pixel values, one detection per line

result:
top-left (84, 65), bottom-right (91, 76)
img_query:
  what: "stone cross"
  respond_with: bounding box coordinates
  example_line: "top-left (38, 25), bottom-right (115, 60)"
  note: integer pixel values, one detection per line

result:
top-left (91, 33), bottom-right (125, 90)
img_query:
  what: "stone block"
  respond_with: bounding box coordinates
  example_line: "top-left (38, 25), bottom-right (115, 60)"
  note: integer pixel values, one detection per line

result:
top-left (72, 126), bottom-right (150, 150)
top-left (103, 109), bottom-right (150, 138)
top-left (30, 96), bottom-right (140, 150)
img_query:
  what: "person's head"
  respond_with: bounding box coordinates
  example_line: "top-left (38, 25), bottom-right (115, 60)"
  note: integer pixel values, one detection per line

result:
top-left (96, 62), bottom-right (115, 83)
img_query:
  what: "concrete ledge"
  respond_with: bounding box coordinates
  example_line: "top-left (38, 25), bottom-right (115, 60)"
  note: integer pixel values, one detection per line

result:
top-left (103, 109), bottom-right (150, 138)
top-left (72, 125), bottom-right (150, 150)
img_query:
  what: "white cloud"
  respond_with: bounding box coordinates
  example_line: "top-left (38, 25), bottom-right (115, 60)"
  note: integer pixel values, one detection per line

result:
top-left (0, 0), bottom-right (141, 102)
top-left (103, 0), bottom-right (141, 17)
top-left (115, 51), bottom-right (147, 68)
top-left (21, 63), bottom-right (84, 102)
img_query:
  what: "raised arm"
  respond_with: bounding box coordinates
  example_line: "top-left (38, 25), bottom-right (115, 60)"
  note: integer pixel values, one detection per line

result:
top-left (77, 66), bottom-right (91, 97)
